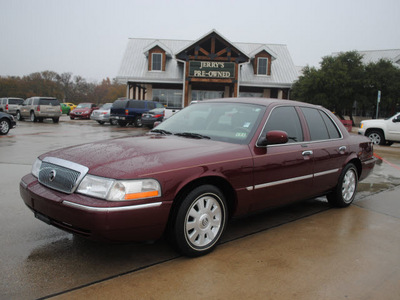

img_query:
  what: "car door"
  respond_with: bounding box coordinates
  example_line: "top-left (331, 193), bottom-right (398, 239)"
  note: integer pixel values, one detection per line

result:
top-left (250, 105), bottom-right (315, 212)
top-left (299, 107), bottom-right (348, 196)
top-left (386, 113), bottom-right (400, 142)
top-left (20, 98), bottom-right (31, 117)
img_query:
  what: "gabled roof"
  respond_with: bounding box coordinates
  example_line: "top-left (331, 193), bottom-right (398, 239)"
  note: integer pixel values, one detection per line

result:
top-left (175, 29), bottom-right (249, 61)
top-left (143, 40), bottom-right (173, 58)
top-left (116, 31), bottom-right (299, 88)
top-left (248, 45), bottom-right (278, 60)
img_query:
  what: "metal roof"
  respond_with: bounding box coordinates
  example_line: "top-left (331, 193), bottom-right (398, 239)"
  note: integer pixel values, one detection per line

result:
top-left (116, 33), bottom-right (300, 88)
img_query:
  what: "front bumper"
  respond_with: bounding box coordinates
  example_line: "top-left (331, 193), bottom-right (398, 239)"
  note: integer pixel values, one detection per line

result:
top-left (20, 174), bottom-right (172, 242)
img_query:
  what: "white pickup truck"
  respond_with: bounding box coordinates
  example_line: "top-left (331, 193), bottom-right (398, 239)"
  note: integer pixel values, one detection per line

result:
top-left (358, 112), bottom-right (400, 145)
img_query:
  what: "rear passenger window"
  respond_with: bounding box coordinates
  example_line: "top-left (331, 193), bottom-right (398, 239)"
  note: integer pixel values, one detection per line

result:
top-left (263, 106), bottom-right (303, 143)
top-left (301, 107), bottom-right (340, 140)
top-left (148, 102), bottom-right (155, 109)
top-left (129, 101), bottom-right (146, 109)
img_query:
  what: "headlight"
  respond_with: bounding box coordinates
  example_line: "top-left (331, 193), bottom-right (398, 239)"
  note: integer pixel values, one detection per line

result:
top-left (32, 158), bottom-right (42, 178)
top-left (76, 175), bottom-right (161, 201)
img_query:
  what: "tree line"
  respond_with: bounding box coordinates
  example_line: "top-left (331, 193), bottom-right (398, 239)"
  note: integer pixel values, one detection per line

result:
top-left (291, 51), bottom-right (400, 122)
top-left (0, 71), bottom-right (126, 104)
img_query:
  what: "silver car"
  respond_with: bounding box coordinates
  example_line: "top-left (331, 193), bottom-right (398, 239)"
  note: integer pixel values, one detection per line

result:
top-left (17, 97), bottom-right (62, 123)
top-left (90, 103), bottom-right (117, 125)
top-left (0, 97), bottom-right (24, 116)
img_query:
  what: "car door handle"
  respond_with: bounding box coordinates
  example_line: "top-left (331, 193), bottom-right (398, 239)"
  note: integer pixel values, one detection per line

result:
top-left (302, 150), bottom-right (313, 156)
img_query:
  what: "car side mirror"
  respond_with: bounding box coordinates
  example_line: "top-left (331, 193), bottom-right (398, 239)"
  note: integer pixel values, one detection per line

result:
top-left (258, 130), bottom-right (289, 146)
top-left (393, 117), bottom-right (400, 123)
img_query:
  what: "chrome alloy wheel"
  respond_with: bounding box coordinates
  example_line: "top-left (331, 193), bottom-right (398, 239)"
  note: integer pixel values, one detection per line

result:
top-left (368, 132), bottom-right (381, 145)
top-left (184, 194), bottom-right (223, 249)
top-left (342, 168), bottom-right (357, 203)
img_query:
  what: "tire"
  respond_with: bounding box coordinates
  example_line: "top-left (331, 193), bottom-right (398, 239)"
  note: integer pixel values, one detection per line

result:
top-left (53, 117), bottom-right (59, 123)
top-left (110, 119), bottom-right (118, 125)
top-left (118, 120), bottom-right (127, 127)
top-left (367, 130), bottom-right (385, 145)
top-left (0, 118), bottom-right (10, 135)
top-left (97, 121), bottom-right (105, 125)
top-left (170, 185), bottom-right (228, 257)
top-left (30, 111), bottom-right (37, 122)
top-left (16, 111), bottom-right (23, 121)
top-left (134, 116), bottom-right (142, 127)
top-left (327, 163), bottom-right (358, 207)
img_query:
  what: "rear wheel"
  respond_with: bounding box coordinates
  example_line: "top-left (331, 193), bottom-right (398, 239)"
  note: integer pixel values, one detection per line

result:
top-left (170, 185), bottom-right (228, 257)
top-left (367, 130), bottom-right (385, 145)
top-left (0, 118), bottom-right (10, 135)
top-left (53, 117), bottom-right (59, 123)
top-left (327, 163), bottom-right (358, 207)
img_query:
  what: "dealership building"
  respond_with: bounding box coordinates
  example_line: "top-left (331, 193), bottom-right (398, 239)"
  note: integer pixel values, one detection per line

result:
top-left (116, 30), bottom-right (299, 108)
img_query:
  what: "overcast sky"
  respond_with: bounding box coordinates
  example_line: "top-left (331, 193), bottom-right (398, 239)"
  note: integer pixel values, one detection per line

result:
top-left (1, 0), bottom-right (399, 82)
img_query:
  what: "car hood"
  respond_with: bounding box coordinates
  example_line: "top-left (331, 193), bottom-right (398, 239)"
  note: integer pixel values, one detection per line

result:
top-left (39, 135), bottom-right (250, 179)
top-left (72, 108), bottom-right (91, 113)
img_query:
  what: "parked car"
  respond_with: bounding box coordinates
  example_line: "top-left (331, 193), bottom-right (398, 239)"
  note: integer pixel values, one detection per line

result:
top-left (60, 103), bottom-right (71, 115)
top-left (65, 103), bottom-right (77, 111)
top-left (142, 107), bottom-right (165, 128)
top-left (90, 103), bottom-right (117, 125)
top-left (110, 99), bottom-right (164, 127)
top-left (20, 98), bottom-right (376, 257)
top-left (0, 112), bottom-right (16, 135)
top-left (358, 113), bottom-right (400, 145)
top-left (16, 97), bottom-right (61, 123)
top-left (0, 97), bottom-right (24, 116)
top-left (70, 103), bottom-right (98, 120)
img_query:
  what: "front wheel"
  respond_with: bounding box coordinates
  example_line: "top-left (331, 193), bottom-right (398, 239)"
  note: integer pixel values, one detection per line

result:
top-left (134, 116), bottom-right (142, 127)
top-left (16, 111), bottom-right (23, 121)
top-left (30, 111), bottom-right (37, 122)
top-left (0, 119), bottom-right (10, 135)
top-left (170, 185), bottom-right (228, 257)
top-left (327, 163), bottom-right (358, 207)
top-left (367, 130), bottom-right (385, 145)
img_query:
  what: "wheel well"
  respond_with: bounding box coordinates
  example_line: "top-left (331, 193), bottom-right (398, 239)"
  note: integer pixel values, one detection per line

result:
top-left (170, 176), bottom-right (237, 220)
top-left (365, 128), bottom-right (385, 138)
top-left (349, 158), bottom-right (362, 179)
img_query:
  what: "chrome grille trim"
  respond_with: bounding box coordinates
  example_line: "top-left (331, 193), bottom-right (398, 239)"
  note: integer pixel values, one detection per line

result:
top-left (38, 157), bottom-right (89, 194)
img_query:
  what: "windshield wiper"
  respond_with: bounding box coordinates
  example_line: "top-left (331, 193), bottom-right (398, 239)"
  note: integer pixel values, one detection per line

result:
top-left (150, 129), bottom-right (172, 135)
top-left (174, 132), bottom-right (211, 139)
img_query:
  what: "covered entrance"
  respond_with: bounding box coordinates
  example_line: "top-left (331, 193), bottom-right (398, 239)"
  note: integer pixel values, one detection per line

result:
top-left (175, 31), bottom-right (249, 106)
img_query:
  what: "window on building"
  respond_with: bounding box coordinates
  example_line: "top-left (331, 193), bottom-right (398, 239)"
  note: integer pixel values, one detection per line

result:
top-left (191, 90), bottom-right (224, 101)
top-left (153, 89), bottom-right (182, 108)
top-left (152, 53), bottom-right (162, 71)
top-left (257, 57), bottom-right (268, 75)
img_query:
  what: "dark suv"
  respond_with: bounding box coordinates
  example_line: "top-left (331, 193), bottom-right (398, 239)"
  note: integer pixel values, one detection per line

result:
top-left (110, 99), bottom-right (164, 127)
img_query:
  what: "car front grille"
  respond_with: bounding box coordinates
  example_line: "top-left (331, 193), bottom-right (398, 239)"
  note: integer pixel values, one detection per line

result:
top-left (38, 157), bottom-right (89, 194)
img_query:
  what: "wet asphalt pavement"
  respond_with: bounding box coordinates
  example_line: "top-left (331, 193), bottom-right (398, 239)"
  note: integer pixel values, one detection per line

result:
top-left (1, 116), bottom-right (399, 299)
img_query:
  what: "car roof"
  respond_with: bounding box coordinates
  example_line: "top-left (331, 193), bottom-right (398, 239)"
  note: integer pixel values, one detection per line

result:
top-left (202, 97), bottom-right (317, 108)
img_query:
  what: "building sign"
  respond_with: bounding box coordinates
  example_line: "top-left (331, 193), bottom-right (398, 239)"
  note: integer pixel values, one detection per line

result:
top-left (189, 61), bottom-right (235, 79)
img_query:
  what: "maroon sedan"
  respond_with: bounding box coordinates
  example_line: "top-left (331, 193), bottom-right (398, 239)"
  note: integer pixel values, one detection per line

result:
top-left (20, 98), bottom-right (376, 256)
top-left (70, 103), bottom-right (98, 119)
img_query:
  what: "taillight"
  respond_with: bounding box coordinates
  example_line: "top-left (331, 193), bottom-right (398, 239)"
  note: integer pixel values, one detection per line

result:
top-left (5, 104), bottom-right (8, 111)
top-left (153, 114), bottom-right (163, 118)
top-left (37, 105), bottom-right (40, 112)
top-left (125, 109), bottom-right (129, 116)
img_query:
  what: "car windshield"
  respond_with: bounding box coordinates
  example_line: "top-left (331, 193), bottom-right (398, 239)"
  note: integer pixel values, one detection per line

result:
top-left (100, 103), bottom-right (112, 110)
top-left (76, 103), bottom-right (91, 108)
top-left (152, 101), bottom-right (266, 144)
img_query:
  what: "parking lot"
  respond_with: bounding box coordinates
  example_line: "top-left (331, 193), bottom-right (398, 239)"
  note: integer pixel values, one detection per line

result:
top-left (1, 115), bottom-right (400, 299)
